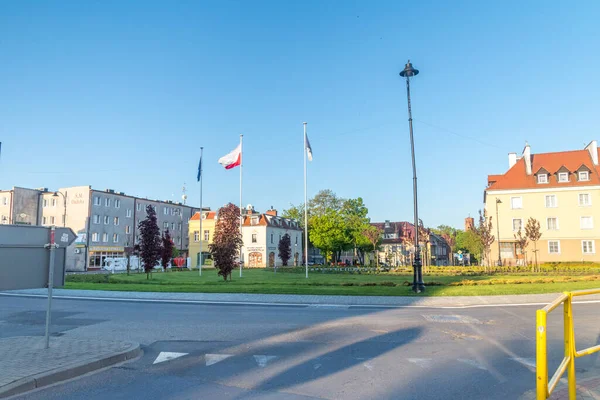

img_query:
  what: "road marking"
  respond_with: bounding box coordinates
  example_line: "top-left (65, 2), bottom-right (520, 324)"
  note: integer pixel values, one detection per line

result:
top-left (153, 352), bottom-right (188, 364)
top-left (422, 315), bottom-right (482, 324)
top-left (313, 363), bottom-right (322, 370)
top-left (253, 355), bottom-right (277, 368)
top-left (457, 358), bottom-right (487, 371)
top-left (2, 292), bottom-right (600, 310)
top-left (407, 358), bottom-right (433, 369)
top-left (308, 305), bottom-right (350, 309)
top-left (363, 362), bottom-right (374, 371)
top-left (510, 357), bottom-right (536, 371)
top-left (205, 354), bottom-right (233, 366)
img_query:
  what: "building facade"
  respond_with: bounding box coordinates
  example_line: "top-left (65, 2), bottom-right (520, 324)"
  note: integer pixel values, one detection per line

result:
top-left (188, 210), bottom-right (216, 268)
top-left (241, 206), bottom-right (302, 268)
top-left (0, 185), bottom-right (200, 271)
top-left (0, 187), bottom-right (44, 225)
top-left (485, 141), bottom-right (600, 264)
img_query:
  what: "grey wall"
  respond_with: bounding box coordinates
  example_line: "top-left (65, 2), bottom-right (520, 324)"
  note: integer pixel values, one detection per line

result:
top-left (0, 225), bottom-right (74, 290)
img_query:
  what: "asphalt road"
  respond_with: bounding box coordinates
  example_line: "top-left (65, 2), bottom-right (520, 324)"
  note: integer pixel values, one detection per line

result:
top-left (1, 296), bottom-right (599, 399)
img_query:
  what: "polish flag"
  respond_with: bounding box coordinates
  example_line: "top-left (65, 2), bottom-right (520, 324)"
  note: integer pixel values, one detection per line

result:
top-left (218, 143), bottom-right (242, 170)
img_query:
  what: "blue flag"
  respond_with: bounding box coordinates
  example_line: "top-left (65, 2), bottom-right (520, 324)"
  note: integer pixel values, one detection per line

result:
top-left (197, 155), bottom-right (202, 182)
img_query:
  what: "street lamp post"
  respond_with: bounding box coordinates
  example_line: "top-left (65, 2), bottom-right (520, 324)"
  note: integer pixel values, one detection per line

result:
top-left (52, 191), bottom-right (67, 227)
top-left (400, 60), bottom-right (425, 293)
top-left (496, 198), bottom-right (502, 266)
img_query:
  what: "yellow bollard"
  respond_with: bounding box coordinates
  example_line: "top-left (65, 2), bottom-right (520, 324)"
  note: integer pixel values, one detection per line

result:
top-left (536, 309), bottom-right (548, 400)
top-left (564, 293), bottom-right (577, 400)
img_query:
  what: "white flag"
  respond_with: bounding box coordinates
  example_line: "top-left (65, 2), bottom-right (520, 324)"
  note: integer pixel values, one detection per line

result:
top-left (218, 144), bottom-right (242, 170)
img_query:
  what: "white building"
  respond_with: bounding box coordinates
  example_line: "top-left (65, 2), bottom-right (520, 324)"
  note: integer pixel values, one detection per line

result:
top-left (241, 206), bottom-right (303, 268)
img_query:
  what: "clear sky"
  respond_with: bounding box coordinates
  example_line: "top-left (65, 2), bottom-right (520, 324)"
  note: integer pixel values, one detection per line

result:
top-left (1, 1), bottom-right (599, 229)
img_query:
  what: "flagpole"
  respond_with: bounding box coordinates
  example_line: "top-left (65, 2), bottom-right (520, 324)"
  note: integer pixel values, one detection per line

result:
top-left (303, 122), bottom-right (308, 279)
top-left (239, 134), bottom-right (243, 278)
top-left (199, 147), bottom-right (203, 277)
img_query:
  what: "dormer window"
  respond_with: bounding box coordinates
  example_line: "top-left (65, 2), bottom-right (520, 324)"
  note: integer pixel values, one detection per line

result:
top-left (537, 174), bottom-right (548, 184)
top-left (251, 216), bottom-right (259, 226)
top-left (579, 171), bottom-right (590, 181)
top-left (558, 172), bottom-right (569, 183)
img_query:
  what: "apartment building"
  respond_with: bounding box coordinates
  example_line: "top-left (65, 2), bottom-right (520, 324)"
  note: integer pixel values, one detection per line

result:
top-left (241, 206), bottom-right (303, 268)
top-left (484, 141), bottom-right (600, 264)
top-left (188, 210), bottom-right (217, 268)
top-left (1, 185), bottom-right (200, 271)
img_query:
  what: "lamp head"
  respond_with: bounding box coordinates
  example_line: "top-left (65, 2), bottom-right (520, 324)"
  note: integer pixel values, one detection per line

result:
top-left (400, 60), bottom-right (419, 78)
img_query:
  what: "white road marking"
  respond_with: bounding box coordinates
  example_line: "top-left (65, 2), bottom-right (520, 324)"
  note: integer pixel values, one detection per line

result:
top-left (457, 358), bottom-right (487, 371)
top-left (313, 363), bottom-right (322, 370)
top-left (253, 355), bottom-right (277, 367)
top-left (407, 358), bottom-right (433, 369)
top-left (153, 352), bottom-right (188, 364)
top-left (205, 354), bottom-right (233, 366)
top-left (363, 362), bottom-right (374, 371)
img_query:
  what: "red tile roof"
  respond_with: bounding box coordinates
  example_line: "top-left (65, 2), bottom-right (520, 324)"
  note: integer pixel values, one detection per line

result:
top-left (190, 211), bottom-right (216, 220)
top-left (487, 149), bottom-right (600, 190)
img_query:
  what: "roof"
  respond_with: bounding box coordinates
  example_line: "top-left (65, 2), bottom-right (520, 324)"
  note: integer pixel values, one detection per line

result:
top-left (371, 221), bottom-right (414, 244)
top-left (487, 148), bottom-right (600, 191)
top-left (190, 211), bottom-right (216, 221)
top-left (242, 214), bottom-right (302, 230)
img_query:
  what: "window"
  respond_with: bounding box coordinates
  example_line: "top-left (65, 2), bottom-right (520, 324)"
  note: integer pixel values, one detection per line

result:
top-left (51, 198), bottom-right (56, 207)
top-left (171, 222), bottom-right (175, 230)
top-left (175, 208), bottom-right (180, 216)
top-left (2, 197), bottom-right (7, 206)
top-left (582, 240), bottom-right (595, 254)
top-left (50, 216), bottom-right (55, 225)
top-left (94, 197), bottom-right (101, 206)
top-left (42, 216), bottom-right (47, 225)
top-left (270, 233), bottom-right (274, 244)
top-left (510, 197), bottom-right (522, 209)
top-left (279, 234), bottom-right (282, 242)
top-left (125, 225), bottom-right (131, 234)
top-left (91, 232), bottom-right (99, 242)
top-left (102, 233), bottom-right (108, 243)
top-left (164, 207), bottom-right (169, 215)
top-left (512, 219), bottom-right (522, 231)
top-left (204, 230), bottom-right (209, 241)
top-left (194, 231), bottom-right (199, 242)
top-left (252, 233), bottom-right (257, 243)
top-left (105, 198), bottom-right (110, 207)
top-left (104, 215), bottom-right (109, 225)
top-left (93, 215), bottom-right (100, 224)
top-left (115, 199), bottom-right (121, 208)
top-left (43, 199), bottom-right (48, 207)
top-left (126, 209), bottom-right (132, 218)
top-left (178, 222), bottom-right (182, 230)
top-left (548, 241), bottom-right (560, 254)
top-left (251, 217), bottom-right (259, 226)
top-left (537, 174), bottom-right (548, 184)
top-left (579, 193), bottom-right (591, 206)
top-left (545, 195), bottom-right (557, 208)
top-left (558, 172), bottom-right (569, 183)
top-left (113, 233), bottom-right (119, 243)
top-left (547, 217), bottom-right (559, 230)
top-left (579, 171), bottom-right (590, 181)
top-left (136, 203), bottom-right (142, 211)
top-left (163, 222), bottom-right (169, 229)
top-left (114, 217), bottom-right (119, 226)
top-left (295, 236), bottom-right (298, 245)
top-left (176, 237), bottom-right (181, 245)
top-left (580, 216), bottom-right (593, 229)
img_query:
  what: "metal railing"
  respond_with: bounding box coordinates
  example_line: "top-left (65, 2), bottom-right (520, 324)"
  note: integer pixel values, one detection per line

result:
top-left (536, 288), bottom-right (600, 399)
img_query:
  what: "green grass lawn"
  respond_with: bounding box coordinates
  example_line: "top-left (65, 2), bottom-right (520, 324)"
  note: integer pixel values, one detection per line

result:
top-left (64, 268), bottom-right (600, 297)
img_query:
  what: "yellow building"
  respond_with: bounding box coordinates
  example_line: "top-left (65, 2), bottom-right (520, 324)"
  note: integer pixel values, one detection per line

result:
top-left (188, 210), bottom-right (216, 268)
top-left (484, 141), bottom-right (600, 264)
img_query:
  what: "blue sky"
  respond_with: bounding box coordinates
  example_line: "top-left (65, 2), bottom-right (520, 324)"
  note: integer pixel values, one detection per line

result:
top-left (1, 1), bottom-right (599, 229)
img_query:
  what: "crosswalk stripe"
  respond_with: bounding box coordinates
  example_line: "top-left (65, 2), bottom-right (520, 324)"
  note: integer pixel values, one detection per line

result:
top-left (205, 354), bottom-right (233, 366)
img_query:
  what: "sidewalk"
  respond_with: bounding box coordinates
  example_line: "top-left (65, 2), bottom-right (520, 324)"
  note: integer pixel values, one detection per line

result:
top-left (3, 288), bottom-right (600, 308)
top-left (0, 336), bottom-right (140, 398)
top-left (520, 375), bottom-right (600, 400)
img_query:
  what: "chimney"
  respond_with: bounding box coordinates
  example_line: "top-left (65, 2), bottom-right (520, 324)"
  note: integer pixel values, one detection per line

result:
top-left (585, 140), bottom-right (598, 165)
top-left (465, 217), bottom-right (475, 231)
top-left (523, 142), bottom-right (532, 175)
top-left (508, 153), bottom-right (517, 168)
top-left (266, 207), bottom-right (277, 217)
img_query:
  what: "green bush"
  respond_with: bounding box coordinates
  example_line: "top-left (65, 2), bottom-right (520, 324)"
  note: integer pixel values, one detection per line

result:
top-left (66, 274), bottom-right (110, 283)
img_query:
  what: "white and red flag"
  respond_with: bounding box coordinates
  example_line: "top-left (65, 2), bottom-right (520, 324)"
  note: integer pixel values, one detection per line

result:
top-left (218, 143), bottom-right (242, 169)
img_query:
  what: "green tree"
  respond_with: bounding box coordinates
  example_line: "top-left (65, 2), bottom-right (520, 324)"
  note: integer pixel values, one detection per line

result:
top-left (138, 205), bottom-right (162, 279)
top-left (525, 217), bottom-right (542, 272)
top-left (210, 203), bottom-right (243, 281)
top-left (341, 197), bottom-right (371, 264)
top-left (278, 233), bottom-right (292, 266)
top-left (309, 209), bottom-right (349, 264)
top-left (474, 209), bottom-right (495, 270)
top-left (363, 225), bottom-right (383, 268)
top-left (455, 230), bottom-right (483, 263)
top-left (309, 189), bottom-right (342, 218)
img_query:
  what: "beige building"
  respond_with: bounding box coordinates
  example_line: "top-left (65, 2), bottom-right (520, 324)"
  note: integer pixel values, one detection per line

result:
top-left (188, 210), bottom-right (217, 268)
top-left (484, 141), bottom-right (600, 264)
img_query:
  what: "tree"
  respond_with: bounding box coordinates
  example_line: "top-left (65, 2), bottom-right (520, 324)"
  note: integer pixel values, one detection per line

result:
top-left (309, 189), bottom-right (342, 218)
top-left (138, 205), bottom-right (162, 279)
top-left (341, 197), bottom-right (371, 264)
top-left (278, 233), bottom-right (292, 266)
top-left (455, 230), bottom-right (483, 261)
top-left (418, 219), bottom-right (431, 268)
top-left (525, 217), bottom-right (542, 272)
top-left (309, 209), bottom-right (349, 264)
top-left (363, 225), bottom-right (383, 268)
top-left (514, 227), bottom-right (529, 268)
top-left (210, 203), bottom-right (243, 281)
top-left (474, 209), bottom-right (495, 270)
top-left (160, 229), bottom-right (174, 272)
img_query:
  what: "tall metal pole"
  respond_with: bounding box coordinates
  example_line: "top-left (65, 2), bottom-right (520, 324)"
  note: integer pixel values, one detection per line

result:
top-left (496, 198), bottom-right (502, 267)
top-left (239, 134), bottom-right (243, 278)
top-left (400, 60), bottom-right (424, 293)
top-left (303, 122), bottom-right (309, 279)
top-left (62, 192), bottom-right (67, 227)
top-left (44, 226), bottom-right (57, 348)
top-left (199, 147), bottom-right (204, 276)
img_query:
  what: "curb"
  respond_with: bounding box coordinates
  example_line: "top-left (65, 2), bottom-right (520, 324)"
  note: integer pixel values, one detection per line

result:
top-left (0, 343), bottom-right (141, 399)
